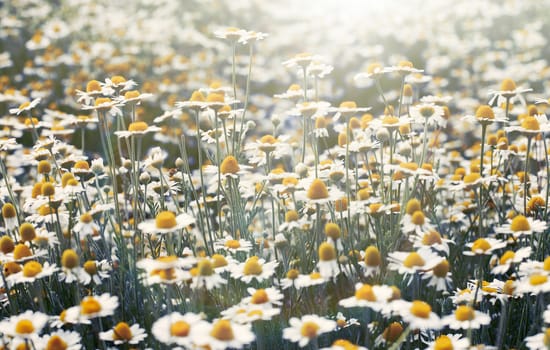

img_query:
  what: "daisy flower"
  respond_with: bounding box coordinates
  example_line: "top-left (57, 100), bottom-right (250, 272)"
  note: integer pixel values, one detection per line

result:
top-left (339, 283), bottom-right (394, 311)
top-left (152, 312), bottom-right (207, 347)
top-left (230, 256), bottom-right (278, 284)
top-left (283, 52), bottom-right (323, 69)
top-left (359, 245), bottom-right (382, 278)
top-left (137, 255), bottom-right (194, 285)
top-left (138, 210), bottom-right (195, 235)
top-left (442, 305), bottom-right (491, 330)
top-left (506, 114), bottom-right (550, 135)
top-left (463, 237), bottom-right (507, 256)
top-left (81, 259), bottom-right (111, 285)
top-left (495, 214), bottom-right (547, 238)
top-left (221, 303), bottom-right (281, 324)
top-left (516, 273), bottom-right (550, 295)
top-left (422, 259), bottom-right (453, 292)
top-left (426, 334), bottom-right (470, 350)
top-left (99, 322), bottom-right (147, 345)
top-left (524, 328), bottom-right (550, 350)
top-left (317, 242), bottom-right (340, 279)
top-left (283, 314), bottom-right (336, 348)
top-left (9, 98), bottom-right (41, 115)
top-left (114, 121), bottom-right (161, 138)
top-left (321, 339), bottom-right (367, 350)
top-left (192, 319), bottom-right (255, 350)
top-left (40, 330), bottom-right (82, 350)
top-left (295, 271), bottom-right (327, 289)
top-left (392, 299), bottom-right (442, 330)
top-left (488, 78), bottom-right (532, 106)
top-left (0, 310), bottom-right (49, 339)
top-left (214, 27), bottom-right (247, 41)
top-left (213, 235), bottom-right (253, 255)
top-left (491, 247), bottom-right (532, 275)
top-left (64, 293), bottom-right (119, 323)
top-left (409, 102), bottom-right (447, 128)
top-left (387, 248), bottom-right (444, 276)
top-left (386, 60), bottom-right (423, 76)
top-left (462, 105), bottom-right (508, 125)
top-left (354, 62), bottom-right (389, 84)
top-left (401, 210), bottom-right (435, 236)
top-left (6, 260), bottom-right (58, 287)
top-left (190, 259), bottom-right (227, 290)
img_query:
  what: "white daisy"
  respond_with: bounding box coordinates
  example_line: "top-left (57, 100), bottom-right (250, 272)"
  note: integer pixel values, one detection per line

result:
top-left (283, 314), bottom-right (336, 348)
top-left (442, 305), bottom-right (491, 330)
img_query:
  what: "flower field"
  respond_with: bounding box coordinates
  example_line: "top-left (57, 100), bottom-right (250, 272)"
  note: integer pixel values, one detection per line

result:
top-left (1, 0), bottom-right (550, 349)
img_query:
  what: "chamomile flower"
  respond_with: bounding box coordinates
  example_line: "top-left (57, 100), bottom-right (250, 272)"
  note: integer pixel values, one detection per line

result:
top-left (213, 235), bottom-right (253, 254)
top-left (99, 322), bottom-right (147, 345)
top-left (442, 305), bottom-right (491, 330)
top-left (516, 273), bottom-right (550, 295)
top-left (462, 105), bottom-right (508, 125)
top-left (40, 330), bottom-right (82, 350)
top-left (488, 78), bottom-right (532, 106)
top-left (64, 293), bottom-right (119, 323)
top-left (359, 245), bottom-right (382, 278)
top-left (388, 249), bottom-right (444, 276)
top-left (283, 314), bottom-right (336, 348)
top-left (464, 237), bottom-right (507, 256)
top-left (422, 259), bottom-right (453, 292)
top-left (152, 312), bottom-right (207, 347)
top-left (192, 319), bottom-right (255, 350)
top-left (525, 328), bottom-right (550, 350)
top-left (491, 247), bottom-right (532, 275)
top-left (138, 210), bottom-right (195, 235)
top-left (339, 283), bottom-right (394, 311)
top-left (321, 339), bottom-right (367, 350)
top-left (317, 242), bottom-right (340, 279)
top-left (495, 214), bottom-right (548, 238)
top-left (137, 255), bottom-right (193, 285)
top-left (9, 98), bottom-right (41, 115)
top-left (6, 260), bottom-right (58, 287)
top-left (392, 299), bottom-right (442, 330)
top-left (191, 258), bottom-right (227, 290)
top-left (0, 310), bottom-right (49, 339)
top-left (426, 334), bottom-right (470, 350)
top-left (114, 121), bottom-right (161, 138)
top-left (230, 256), bottom-right (278, 284)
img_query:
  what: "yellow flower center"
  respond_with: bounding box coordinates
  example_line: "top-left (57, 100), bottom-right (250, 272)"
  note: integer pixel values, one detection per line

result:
top-left (499, 251), bottom-right (515, 265)
top-left (110, 76), bottom-right (126, 85)
top-left (94, 97), bottom-right (111, 106)
top-left (382, 322), bottom-right (403, 342)
top-left (521, 116), bottom-right (540, 131)
top-left (19, 223), bottom-right (36, 242)
top-left (210, 320), bottom-right (234, 341)
top-left (382, 115), bottom-right (399, 125)
top-left (3, 261), bottom-right (22, 276)
top-left (503, 280), bottom-right (515, 295)
top-left (80, 213), bottom-right (93, 224)
top-left (81, 297), bottom-right (102, 314)
top-left (530, 274), bottom-right (548, 286)
top-left (128, 121), bottom-right (148, 132)
top-left (243, 257), bottom-right (263, 275)
top-left (211, 254), bottom-right (228, 268)
top-left (251, 289), bottom-right (269, 304)
top-left (410, 300), bottom-right (432, 318)
top-left (46, 335), bottom-right (68, 350)
top-left (15, 319), bottom-right (34, 334)
top-left (398, 60), bottom-right (414, 68)
top-left (367, 62), bottom-right (382, 74)
top-left (170, 321), bottom-right (190, 337)
top-left (37, 204), bottom-right (55, 216)
top-left (300, 321), bottom-right (320, 338)
top-left (406, 198), bottom-right (421, 215)
top-left (285, 210), bottom-right (299, 222)
top-left (432, 260), bottom-right (450, 278)
top-left (433, 335), bottom-right (453, 350)
top-left (260, 135), bottom-right (277, 144)
top-left (113, 322), bottom-right (133, 341)
top-left (23, 260), bottom-right (42, 277)
top-left (302, 271), bottom-right (318, 280)
top-left (13, 243), bottom-right (32, 260)
top-left (544, 328), bottom-right (550, 346)
top-left (61, 249), bottom-right (80, 269)
top-left (0, 235), bottom-right (14, 254)
top-left (403, 252), bottom-right (425, 268)
top-left (207, 93), bottom-right (224, 103)
top-left (224, 239), bottom-right (241, 249)
top-left (2, 203), bottom-right (16, 218)
top-left (318, 242), bottom-right (336, 261)
top-left (364, 246), bottom-right (381, 267)
top-left (307, 179), bottom-right (329, 200)
top-left (422, 231), bottom-right (442, 246)
top-left (324, 223), bottom-right (341, 240)
top-left (419, 106), bottom-right (435, 118)
top-left (355, 284), bottom-right (377, 301)
top-left (455, 305), bottom-right (475, 321)
top-left (332, 339), bottom-right (359, 350)
top-left (475, 105), bottom-right (495, 120)
top-left (86, 80), bottom-right (101, 93)
top-left (286, 269), bottom-right (299, 279)
top-left (155, 211), bottom-right (177, 229)
top-left (124, 90), bottom-right (140, 99)
top-left (74, 160), bottom-right (90, 170)
top-left (220, 156), bottom-right (240, 175)
top-left (340, 101), bottom-right (357, 109)
top-left (189, 90), bottom-right (205, 102)
top-left (197, 259), bottom-right (214, 276)
top-left (463, 173), bottom-right (481, 184)
top-left (411, 211), bottom-right (425, 225)
top-left (500, 78), bottom-right (516, 92)
top-left (83, 260), bottom-right (97, 275)
top-left (471, 238), bottom-right (491, 252)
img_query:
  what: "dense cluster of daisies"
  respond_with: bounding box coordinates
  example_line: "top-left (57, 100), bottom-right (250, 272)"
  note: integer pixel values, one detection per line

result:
top-left (2, 0), bottom-right (550, 349)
